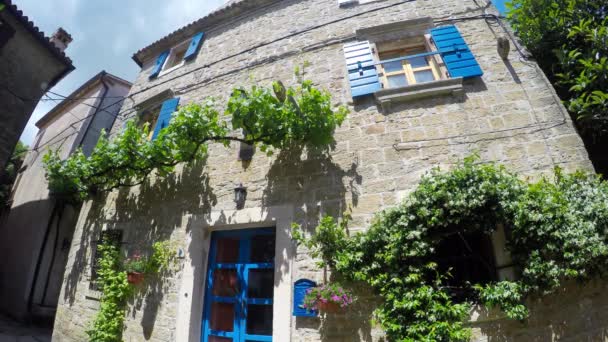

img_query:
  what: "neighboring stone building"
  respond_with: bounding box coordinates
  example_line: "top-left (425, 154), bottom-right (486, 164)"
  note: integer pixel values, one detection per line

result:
top-left (54, 0), bottom-right (598, 341)
top-left (0, 71), bottom-right (131, 324)
top-left (0, 0), bottom-right (74, 170)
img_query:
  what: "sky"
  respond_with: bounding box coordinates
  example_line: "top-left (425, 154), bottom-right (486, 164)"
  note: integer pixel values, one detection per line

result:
top-left (16, 0), bottom-right (228, 145)
top-left (493, 0), bottom-right (509, 16)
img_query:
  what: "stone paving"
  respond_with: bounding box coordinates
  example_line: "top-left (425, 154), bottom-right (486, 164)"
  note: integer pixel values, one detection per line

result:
top-left (0, 315), bottom-right (51, 342)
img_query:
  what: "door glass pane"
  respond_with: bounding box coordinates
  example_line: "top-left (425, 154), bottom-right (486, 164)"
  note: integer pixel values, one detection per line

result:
top-left (247, 269), bottom-right (274, 298)
top-left (210, 302), bottom-right (234, 332)
top-left (414, 70), bottom-right (435, 83)
top-left (250, 235), bottom-right (275, 263)
top-left (382, 60), bottom-right (403, 73)
top-left (387, 74), bottom-right (408, 88)
top-left (215, 238), bottom-right (239, 263)
top-left (246, 304), bottom-right (273, 335)
top-left (212, 269), bottom-right (239, 297)
top-left (410, 56), bottom-right (430, 68)
top-left (209, 337), bottom-right (231, 342)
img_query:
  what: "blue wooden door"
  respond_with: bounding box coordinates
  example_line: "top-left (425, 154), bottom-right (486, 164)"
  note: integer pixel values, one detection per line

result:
top-left (202, 228), bottom-right (275, 342)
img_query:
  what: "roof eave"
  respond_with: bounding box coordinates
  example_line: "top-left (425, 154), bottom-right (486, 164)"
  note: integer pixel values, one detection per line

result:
top-left (131, 0), bottom-right (279, 67)
top-left (34, 71), bottom-right (134, 129)
top-left (35, 71), bottom-right (134, 129)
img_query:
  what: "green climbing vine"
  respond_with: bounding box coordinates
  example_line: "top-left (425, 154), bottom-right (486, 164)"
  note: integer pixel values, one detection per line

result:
top-left (43, 79), bottom-right (347, 202)
top-left (86, 244), bottom-right (130, 342)
top-left (86, 241), bottom-right (175, 342)
top-left (293, 156), bottom-right (608, 341)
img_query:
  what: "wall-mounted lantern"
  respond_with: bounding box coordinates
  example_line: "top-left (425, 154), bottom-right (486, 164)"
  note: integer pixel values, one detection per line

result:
top-left (234, 183), bottom-right (247, 209)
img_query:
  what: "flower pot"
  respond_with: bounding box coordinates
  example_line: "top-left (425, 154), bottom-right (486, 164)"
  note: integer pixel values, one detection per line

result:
top-left (316, 301), bottom-right (341, 313)
top-left (127, 272), bottom-right (145, 284)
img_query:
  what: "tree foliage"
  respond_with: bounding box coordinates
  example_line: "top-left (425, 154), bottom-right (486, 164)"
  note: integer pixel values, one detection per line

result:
top-left (508, 0), bottom-right (608, 135)
top-left (0, 141), bottom-right (28, 207)
top-left (43, 80), bottom-right (346, 202)
top-left (294, 157), bottom-right (608, 341)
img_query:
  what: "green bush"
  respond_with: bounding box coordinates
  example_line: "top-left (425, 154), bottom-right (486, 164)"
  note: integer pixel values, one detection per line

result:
top-left (294, 157), bottom-right (608, 341)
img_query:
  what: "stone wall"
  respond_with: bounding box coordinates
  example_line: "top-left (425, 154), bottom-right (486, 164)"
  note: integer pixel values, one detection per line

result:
top-left (53, 0), bottom-right (599, 341)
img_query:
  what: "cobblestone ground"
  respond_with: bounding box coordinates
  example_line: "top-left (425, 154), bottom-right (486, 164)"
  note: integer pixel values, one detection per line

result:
top-left (0, 315), bottom-right (51, 342)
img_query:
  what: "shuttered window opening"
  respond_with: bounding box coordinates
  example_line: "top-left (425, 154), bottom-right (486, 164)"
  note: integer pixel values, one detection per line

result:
top-left (138, 103), bottom-right (163, 140)
top-left (151, 98), bottom-right (180, 140)
top-left (343, 24), bottom-right (483, 99)
top-left (149, 31), bottom-right (205, 79)
top-left (376, 35), bottom-right (444, 89)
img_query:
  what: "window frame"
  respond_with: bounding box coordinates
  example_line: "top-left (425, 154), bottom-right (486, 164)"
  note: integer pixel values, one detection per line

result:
top-left (373, 35), bottom-right (445, 90)
top-left (137, 102), bottom-right (163, 140)
top-left (158, 39), bottom-right (191, 77)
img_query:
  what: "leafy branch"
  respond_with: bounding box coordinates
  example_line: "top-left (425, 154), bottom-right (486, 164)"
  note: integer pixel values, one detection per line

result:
top-left (508, 0), bottom-right (608, 135)
top-left (43, 80), bottom-right (347, 202)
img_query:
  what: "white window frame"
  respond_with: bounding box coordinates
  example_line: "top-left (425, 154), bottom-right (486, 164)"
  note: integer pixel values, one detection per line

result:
top-left (158, 39), bottom-right (190, 77)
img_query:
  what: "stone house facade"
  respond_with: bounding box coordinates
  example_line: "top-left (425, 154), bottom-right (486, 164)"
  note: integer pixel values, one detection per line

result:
top-left (53, 0), bottom-right (602, 341)
top-left (0, 71), bottom-right (131, 324)
top-left (0, 0), bottom-right (74, 170)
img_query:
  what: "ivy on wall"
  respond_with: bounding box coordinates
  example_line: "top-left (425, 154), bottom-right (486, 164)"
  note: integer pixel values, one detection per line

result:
top-left (86, 244), bottom-right (130, 342)
top-left (43, 80), bottom-right (347, 202)
top-left (294, 156), bottom-right (608, 341)
top-left (87, 241), bottom-right (175, 342)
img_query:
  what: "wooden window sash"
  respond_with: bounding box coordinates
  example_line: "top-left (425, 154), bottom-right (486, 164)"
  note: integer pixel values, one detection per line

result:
top-left (378, 44), bottom-right (443, 87)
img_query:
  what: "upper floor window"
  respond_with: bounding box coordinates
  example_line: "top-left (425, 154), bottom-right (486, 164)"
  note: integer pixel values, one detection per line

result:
top-left (344, 22), bottom-right (483, 103)
top-left (159, 40), bottom-right (190, 75)
top-left (375, 36), bottom-right (444, 89)
top-left (138, 103), bottom-right (162, 140)
top-left (149, 32), bottom-right (205, 79)
top-left (133, 96), bottom-right (180, 141)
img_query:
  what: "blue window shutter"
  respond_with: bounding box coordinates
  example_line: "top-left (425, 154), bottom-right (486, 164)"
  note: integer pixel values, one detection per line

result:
top-left (344, 41), bottom-right (382, 98)
top-left (430, 25), bottom-right (483, 79)
top-left (151, 98), bottom-right (180, 140)
top-left (149, 50), bottom-right (170, 79)
top-left (183, 32), bottom-right (205, 61)
top-left (293, 279), bottom-right (317, 317)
